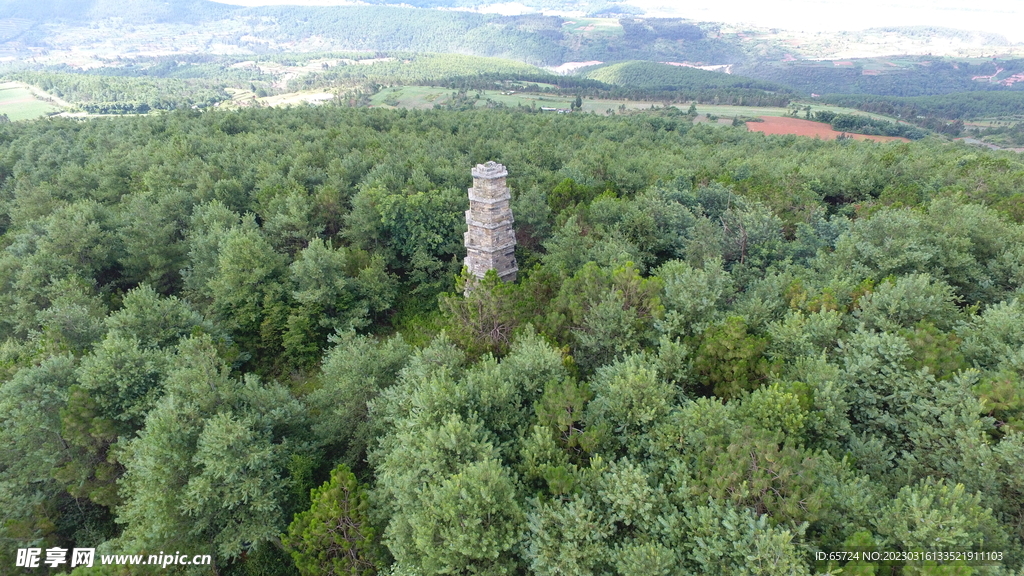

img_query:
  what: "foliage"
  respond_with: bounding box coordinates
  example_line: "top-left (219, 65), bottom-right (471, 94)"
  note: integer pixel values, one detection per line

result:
top-left (811, 110), bottom-right (926, 139)
top-left (583, 61), bottom-right (794, 107)
top-left (289, 53), bottom-right (549, 90)
top-left (694, 316), bottom-right (771, 399)
top-left (439, 269), bottom-right (524, 357)
top-left (283, 464), bottom-right (381, 576)
top-left (586, 60), bottom-right (790, 94)
top-left (306, 331), bottom-right (412, 470)
top-left (115, 336), bottom-right (315, 564)
top-left (9, 71), bottom-right (233, 112)
top-left (738, 57), bottom-right (1024, 97)
top-left (821, 90), bottom-right (1024, 120)
top-left (0, 104), bottom-right (1023, 574)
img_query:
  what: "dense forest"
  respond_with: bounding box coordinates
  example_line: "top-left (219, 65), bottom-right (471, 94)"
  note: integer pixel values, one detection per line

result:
top-left (5, 54), bottom-right (799, 114)
top-left (809, 110), bottom-right (927, 140)
top-left (286, 54), bottom-right (551, 91)
top-left (737, 59), bottom-right (1024, 98)
top-left (582, 61), bottom-right (795, 106)
top-left (818, 92), bottom-right (1024, 139)
top-left (6, 71), bottom-right (240, 113)
top-left (0, 0), bottom-right (752, 68)
top-left (7, 0), bottom-right (1024, 106)
top-left (0, 105), bottom-right (1023, 575)
top-left (245, 7), bottom-right (566, 66)
top-left (973, 123), bottom-right (1024, 148)
top-left (820, 92), bottom-right (1024, 121)
top-left (289, 56), bottom-right (795, 107)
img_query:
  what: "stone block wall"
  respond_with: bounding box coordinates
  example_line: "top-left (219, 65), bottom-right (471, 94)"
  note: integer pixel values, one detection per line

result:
top-left (464, 161), bottom-right (518, 286)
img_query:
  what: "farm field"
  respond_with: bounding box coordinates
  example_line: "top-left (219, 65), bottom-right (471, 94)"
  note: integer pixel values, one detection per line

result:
top-left (367, 86), bottom-right (667, 112)
top-left (0, 82), bottom-right (61, 120)
top-left (691, 103), bottom-right (895, 121)
top-left (746, 115), bottom-right (910, 142)
top-left (219, 88), bottom-right (336, 109)
top-left (965, 117), bottom-right (1024, 128)
top-left (0, 79), bottom-right (913, 135)
top-left (366, 86), bottom-right (889, 118)
top-left (561, 18), bottom-right (623, 37)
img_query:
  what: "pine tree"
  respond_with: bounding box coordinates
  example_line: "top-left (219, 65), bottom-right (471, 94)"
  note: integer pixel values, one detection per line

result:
top-left (284, 464), bottom-right (381, 576)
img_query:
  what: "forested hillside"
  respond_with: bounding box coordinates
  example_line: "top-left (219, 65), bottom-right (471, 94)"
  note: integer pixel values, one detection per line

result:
top-left (189, 8), bottom-right (747, 66)
top-left (0, 0), bottom-right (752, 68)
top-left (6, 0), bottom-right (1024, 106)
top-left (3, 53), bottom-right (797, 116)
top-left (820, 92), bottom-right (1024, 121)
top-left (816, 92), bottom-right (1024, 138)
top-left (286, 53), bottom-right (552, 90)
top-left (1, 107), bottom-right (1024, 575)
top-left (738, 59), bottom-right (1024, 98)
top-left (6, 71), bottom-right (237, 113)
top-left (582, 61), bottom-right (795, 106)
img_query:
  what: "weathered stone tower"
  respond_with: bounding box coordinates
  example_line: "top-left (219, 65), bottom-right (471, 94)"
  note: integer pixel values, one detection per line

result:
top-left (464, 161), bottom-right (518, 287)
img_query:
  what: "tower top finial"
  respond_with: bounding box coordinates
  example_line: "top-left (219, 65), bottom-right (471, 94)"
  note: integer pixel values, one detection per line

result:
top-left (472, 161), bottom-right (508, 180)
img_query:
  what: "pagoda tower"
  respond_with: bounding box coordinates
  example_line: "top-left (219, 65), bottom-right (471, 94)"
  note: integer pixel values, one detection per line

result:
top-left (464, 161), bottom-right (518, 287)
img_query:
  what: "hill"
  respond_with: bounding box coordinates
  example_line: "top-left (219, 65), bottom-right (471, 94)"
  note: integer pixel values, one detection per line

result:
top-left (580, 60), bottom-right (794, 106)
top-left (0, 2), bottom-right (754, 68)
top-left (737, 57), bottom-right (1024, 97)
top-left (4, 0), bottom-right (1024, 101)
top-left (584, 60), bottom-right (789, 92)
top-left (245, 6), bottom-right (567, 66)
top-left (820, 91), bottom-right (1024, 120)
top-left (0, 0), bottom-right (233, 23)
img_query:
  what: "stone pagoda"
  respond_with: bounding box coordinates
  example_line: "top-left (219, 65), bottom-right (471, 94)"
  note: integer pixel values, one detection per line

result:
top-left (464, 161), bottom-right (518, 288)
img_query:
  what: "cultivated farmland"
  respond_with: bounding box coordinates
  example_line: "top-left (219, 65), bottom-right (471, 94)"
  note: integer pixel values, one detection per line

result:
top-left (746, 115), bottom-right (911, 142)
top-left (0, 82), bottom-right (61, 120)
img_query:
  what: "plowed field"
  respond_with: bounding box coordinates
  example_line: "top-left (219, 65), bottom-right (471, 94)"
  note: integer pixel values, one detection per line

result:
top-left (746, 116), bottom-right (910, 142)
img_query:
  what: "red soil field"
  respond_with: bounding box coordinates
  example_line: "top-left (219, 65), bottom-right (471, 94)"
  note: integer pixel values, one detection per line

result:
top-left (746, 116), bottom-right (910, 143)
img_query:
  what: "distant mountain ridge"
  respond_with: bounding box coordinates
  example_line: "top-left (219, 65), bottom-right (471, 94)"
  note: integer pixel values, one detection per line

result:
top-left (0, 0), bottom-right (235, 23)
top-left (4, 0), bottom-right (1024, 99)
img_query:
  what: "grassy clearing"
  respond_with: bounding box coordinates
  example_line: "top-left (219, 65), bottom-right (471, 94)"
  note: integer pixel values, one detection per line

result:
top-left (693, 103), bottom-right (895, 121)
top-left (213, 83), bottom-right (901, 129)
top-left (371, 86), bottom-right (446, 108)
top-left (965, 115), bottom-right (1024, 128)
top-left (561, 18), bottom-right (622, 37)
top-left (0, 82), bottom-right (61, 120)
top-left (217, 88), bottom-right (337, 110)
top-left (365, 86), bottom-right (900, 121)
top-left (368, 86), bottom-right (676, 112)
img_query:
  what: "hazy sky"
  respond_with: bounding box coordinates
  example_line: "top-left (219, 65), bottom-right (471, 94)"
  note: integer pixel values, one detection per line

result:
top-left (209, 0), bottom-right (1024, 43)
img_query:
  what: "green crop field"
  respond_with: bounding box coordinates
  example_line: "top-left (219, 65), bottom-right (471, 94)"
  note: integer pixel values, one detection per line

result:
top-left (561, 18), bottom-right (623, 37)
top-left (0, 82), bottom-right (61, 120)
top-left (693, 103), bottom-right (895, 121)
